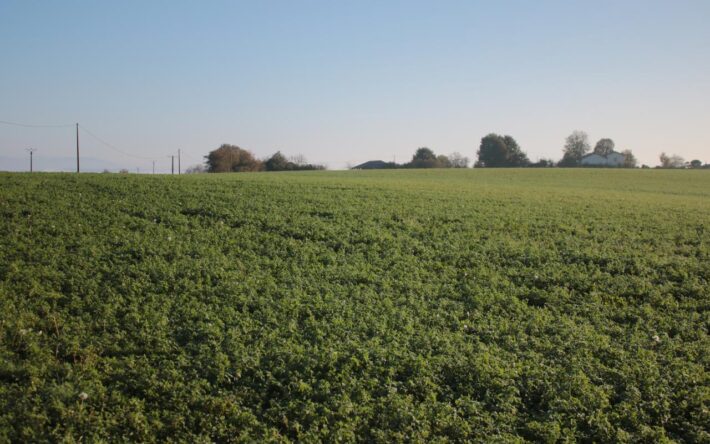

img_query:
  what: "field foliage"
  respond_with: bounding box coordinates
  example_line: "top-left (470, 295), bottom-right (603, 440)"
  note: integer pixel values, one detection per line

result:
top-left (1, 169), bottom-right (708, 442)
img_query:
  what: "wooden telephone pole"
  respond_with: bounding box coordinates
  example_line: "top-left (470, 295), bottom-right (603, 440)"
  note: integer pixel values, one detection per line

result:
top-left (76, 123), bottom-right (80, 173)
top-left (26, 148), bottom-right (37, 172)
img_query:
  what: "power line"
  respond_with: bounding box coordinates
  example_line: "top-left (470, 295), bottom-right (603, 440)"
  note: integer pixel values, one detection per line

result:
top-left (4, 119), bottom-right (211, 168)
top-left (78, 125), bottom-right (161, 160)
top-left (175, 150), bottom-right (204, 162)
top-left (0, 119), bottom-right (74, 128)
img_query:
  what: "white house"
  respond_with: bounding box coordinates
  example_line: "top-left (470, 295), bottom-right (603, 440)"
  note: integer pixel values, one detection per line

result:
top-left (580, 151), bottom-right (625, 167)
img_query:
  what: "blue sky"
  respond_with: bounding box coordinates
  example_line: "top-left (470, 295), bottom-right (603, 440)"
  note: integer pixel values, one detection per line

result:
top-left (1, 0), bottom-right (709, 171)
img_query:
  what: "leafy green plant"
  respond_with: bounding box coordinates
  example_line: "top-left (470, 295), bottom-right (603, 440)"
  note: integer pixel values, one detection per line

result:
top-left (0, 169), bottom-right (708, 442)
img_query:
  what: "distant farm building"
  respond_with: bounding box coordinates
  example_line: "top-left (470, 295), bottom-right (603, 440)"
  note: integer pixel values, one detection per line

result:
top-left (580, 151), bottom-right (625, 167)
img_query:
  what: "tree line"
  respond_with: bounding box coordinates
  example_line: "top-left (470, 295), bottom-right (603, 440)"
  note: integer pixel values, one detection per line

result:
top-left (203, 144), bottom-right (325, 173)
top-left (399, 131), bottom-right (704, 169)
top-left (353, 148), bottom-right (470, 169)
top-left (197, 134), bottom-right (707, 173)
top-left (356, 133), bottom-right (638, 169)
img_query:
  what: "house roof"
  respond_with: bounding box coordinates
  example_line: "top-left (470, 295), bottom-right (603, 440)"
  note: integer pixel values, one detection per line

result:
top-left (581, 151), bottom-right (624, 159)
top-left (352, 160), bottom-right (394, 169)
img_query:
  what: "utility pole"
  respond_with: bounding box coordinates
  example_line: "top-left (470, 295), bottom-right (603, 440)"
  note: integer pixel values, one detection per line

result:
top-left (76, 123), bottom-right (80, 173)
top-left (152, 160), bottom-right (156, 174)
top-left (171, 155), bottom-right (175, 175)
top-left (178, 149), bottom-right (181, 174)
top-left (26, 148), bottom-right (37, 172)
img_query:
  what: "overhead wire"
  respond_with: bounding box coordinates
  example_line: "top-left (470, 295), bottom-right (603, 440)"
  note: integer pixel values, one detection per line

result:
top-left (178, 150), bottom-right (204, 161)
top-left (78, 125), bottom-right (161, 161)
top-left (0, 119), bottom-right (74, 128)
top-left (2, 119), bottom-right (215, 172)
top-left (3, 120), bottom-right (340, 168)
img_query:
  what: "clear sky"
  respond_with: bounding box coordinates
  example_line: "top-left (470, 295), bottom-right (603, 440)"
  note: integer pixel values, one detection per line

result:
top-left (1, 0), bottom-right (709, 171)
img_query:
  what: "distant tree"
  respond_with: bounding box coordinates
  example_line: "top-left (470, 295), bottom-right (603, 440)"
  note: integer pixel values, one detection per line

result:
top-left (408, 147), bottom-right (439, 168)
top-left (622, 150), bottom-right (637, 168)
top-left (476, 134), bottom-right (529, 167)
top-left (659, 152), bottom-right (685, 168)
top-left (290, 154), bottom-right (308, 166)
top-left (690, 159), bottom-right (702, 168)
top-left (670, 155), bottom-right (685, 168)
top-left (504, 136), bottom-right (529, 166)
top-left (413, 147), bottom-right (436, 161)
top-left (559, 130), bottom-right (590, 166)
top-left (205, 144), bottom-right (262, 173)
top-left (476, 134), bottom-right (508, 167)
top-left (119, 168), bottom-right (129, 174)
top-left (531, 158), bottom-right (555, 167)
top-left (593, 138), bottom-right (615, 156)
top-left (448, 152), bottom-right (469, 168)
top-left (412, 147), bottom-right (436, 162)
top-left (264, 151), bottom-right (325, 171)
top-left (436, 155), bottom-right (453, 168)
top-left (265, 151), bottom-right (291, 171)
top-left (185, 164), bottom-right (206, 173)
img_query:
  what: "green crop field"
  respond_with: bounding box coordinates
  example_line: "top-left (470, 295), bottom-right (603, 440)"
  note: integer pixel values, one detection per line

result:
top-left (1, 169), bottom-right (708, 442)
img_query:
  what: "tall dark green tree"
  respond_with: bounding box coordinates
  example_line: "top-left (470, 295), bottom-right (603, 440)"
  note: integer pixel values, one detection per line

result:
top-left (476, 134), bottom-right (529, 167)
top-left (503, 135), bottom-right (529, 166)
top-left (413, 147), bottom-right (436, 161)
top-left (476, 134), bottom-right (508, 167)
top-left (409, 147), bottom-right (439, 168)
top-left (264, 151), bottom-right (291, 171)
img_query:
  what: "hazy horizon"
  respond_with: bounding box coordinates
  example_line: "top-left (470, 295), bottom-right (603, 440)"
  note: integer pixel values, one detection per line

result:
top-left (2, 1), bottom-right (709, 172)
